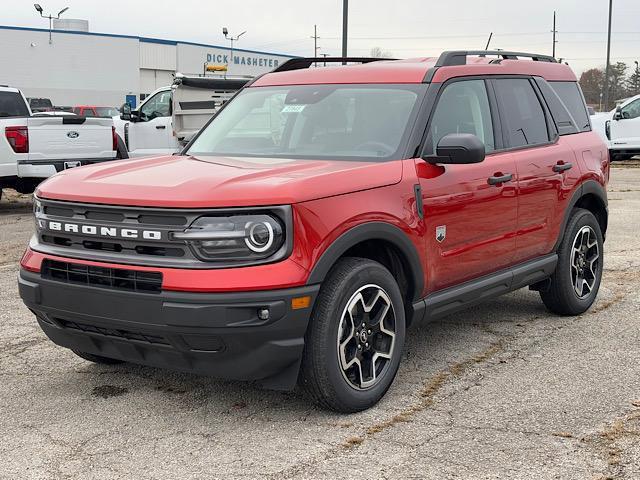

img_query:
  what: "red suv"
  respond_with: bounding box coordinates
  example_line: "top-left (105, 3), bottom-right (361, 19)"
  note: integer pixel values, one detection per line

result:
top-left (19, 51), bottom-right (609, 412)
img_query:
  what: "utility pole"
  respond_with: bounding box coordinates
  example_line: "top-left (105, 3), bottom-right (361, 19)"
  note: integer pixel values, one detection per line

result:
top-left (551, 11), bottom-right (558, 58)
top-left (342, 0), bottom-right (348, 62)
top-left (603, 0), bottom-right (613, 110)
top-left (311, 25), bottom-right (320, 66)
top-left (320, 53), bottom-right (329, 67)
top-left (635, 60), bottom-right (639, 95)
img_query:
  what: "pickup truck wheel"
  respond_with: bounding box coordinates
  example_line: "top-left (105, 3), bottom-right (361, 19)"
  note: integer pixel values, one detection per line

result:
top-left (300, 257), bottom-right (405, 412)
top-left (540, 208), bottom-right (603, 315)
top-left (115, 135), bottom-right (129, 159)
top-left (72, 350), bottom-right (124, 365)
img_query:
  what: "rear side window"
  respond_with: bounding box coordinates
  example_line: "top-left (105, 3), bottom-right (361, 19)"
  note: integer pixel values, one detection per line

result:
top-left (0, 92), bottom-right (30, 117)
top-left (494, 79), bottom-right (550, 148)
top-left (534, 78), bottom-right (579, 136)
top-left (549, 81), bottom-right (591, 132)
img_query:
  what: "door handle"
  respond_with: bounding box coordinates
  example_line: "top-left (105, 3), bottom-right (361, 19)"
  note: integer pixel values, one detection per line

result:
top-left (156, 125), bottom-right (166, 129)
top-left (553, 162), bottom-right (573, 173)
top-left (487, 173), bottom-right (513, 186)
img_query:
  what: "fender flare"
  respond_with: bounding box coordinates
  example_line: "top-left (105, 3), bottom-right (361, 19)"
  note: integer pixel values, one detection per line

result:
top-left (306, 222), bottom-right (425, 301)
top-left (554, 180), bottom-right (608, 251)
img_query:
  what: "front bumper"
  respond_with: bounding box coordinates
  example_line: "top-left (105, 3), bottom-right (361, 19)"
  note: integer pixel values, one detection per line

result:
top-left (19, 269), bottom-right (319, 390)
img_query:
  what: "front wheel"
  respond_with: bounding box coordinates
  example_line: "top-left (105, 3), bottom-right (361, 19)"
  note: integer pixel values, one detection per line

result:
top-left (540, 208), bottom-right (604, 315)
top-left (300, 257), bottom-right (406, 413)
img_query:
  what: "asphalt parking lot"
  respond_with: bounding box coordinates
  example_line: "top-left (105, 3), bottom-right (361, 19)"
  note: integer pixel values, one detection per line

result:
top-left (1, 166), bottom-right (639, 480)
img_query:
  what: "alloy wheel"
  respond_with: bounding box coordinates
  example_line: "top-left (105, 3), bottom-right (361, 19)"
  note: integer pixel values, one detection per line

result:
top-left (337, 284), bottom-right (397, 390)
top-left (570, 225), bottom-right (600, 299)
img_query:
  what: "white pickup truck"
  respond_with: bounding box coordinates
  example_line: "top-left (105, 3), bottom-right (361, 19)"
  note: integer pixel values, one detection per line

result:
top-left (113, 75), bottom-right (249, 158)
top-left (591, 94), bottom-right (640, 160)
top-left (1, 86), bottom-right (118, 197)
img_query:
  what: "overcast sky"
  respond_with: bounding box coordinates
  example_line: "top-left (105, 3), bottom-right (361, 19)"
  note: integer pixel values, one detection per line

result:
top-left (5, 0), bottom-right (640, 75)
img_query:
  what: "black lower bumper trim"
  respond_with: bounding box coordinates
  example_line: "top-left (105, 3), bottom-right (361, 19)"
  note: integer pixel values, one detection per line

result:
top-left (19, 269), bottom-right (319, 390)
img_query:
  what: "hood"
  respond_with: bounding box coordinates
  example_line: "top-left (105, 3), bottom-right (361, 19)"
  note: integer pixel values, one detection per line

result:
top-left (36, 155), bottom-right (403, 208)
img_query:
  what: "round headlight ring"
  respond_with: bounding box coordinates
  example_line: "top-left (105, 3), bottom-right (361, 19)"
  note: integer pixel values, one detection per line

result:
top-left (245, 221), bottom-right (274, 253)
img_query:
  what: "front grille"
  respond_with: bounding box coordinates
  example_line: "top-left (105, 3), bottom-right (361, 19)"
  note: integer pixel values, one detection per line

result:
top-left (57, 318), bottom-right (170, 345)
top-left (42, 260), bottom-right (162, 294)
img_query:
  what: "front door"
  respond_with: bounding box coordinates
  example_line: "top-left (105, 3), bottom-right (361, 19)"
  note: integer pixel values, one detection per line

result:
top-left (609, 97), bottom-right (640, 150)
top-left (418, 79), bottom-right (518, 293)
top-left (127, 90), bottom-right (177, 157)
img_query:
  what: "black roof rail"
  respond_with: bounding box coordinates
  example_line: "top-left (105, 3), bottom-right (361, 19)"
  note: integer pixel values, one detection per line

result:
top-left (435, 50), bottom-right (557, 67)
top-left (424, 50), bottom-right (558, 83)
top-left (272, 57), bottom-right (397, 73)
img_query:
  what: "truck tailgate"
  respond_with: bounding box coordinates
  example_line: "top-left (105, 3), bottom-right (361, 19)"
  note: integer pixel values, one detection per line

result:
top-left (26, 116), bottom-right (115, 161)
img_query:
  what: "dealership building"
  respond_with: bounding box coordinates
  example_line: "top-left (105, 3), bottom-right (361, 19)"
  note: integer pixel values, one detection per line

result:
top-left (0, 23), bottom-right (294, 108)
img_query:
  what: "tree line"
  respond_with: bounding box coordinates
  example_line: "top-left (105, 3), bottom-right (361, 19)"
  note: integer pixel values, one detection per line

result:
top-left (580, 62), bottom-right (640, 110)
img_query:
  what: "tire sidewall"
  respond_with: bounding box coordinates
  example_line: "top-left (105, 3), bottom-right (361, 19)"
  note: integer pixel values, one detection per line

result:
top-left (556, 209), bottom-right (604, 312)
top-left (309, 259), bottom-right (406, 411)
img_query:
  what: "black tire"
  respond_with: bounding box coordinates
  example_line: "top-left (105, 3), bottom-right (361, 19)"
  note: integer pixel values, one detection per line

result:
top-left (299, 257), bottom-right (406, 413)
top-left (115, 135), bottom-right (129, 159)
top-left (540, 208), bottom-right (604, 315)
top-left (72, 350), bottom-right (124, 365)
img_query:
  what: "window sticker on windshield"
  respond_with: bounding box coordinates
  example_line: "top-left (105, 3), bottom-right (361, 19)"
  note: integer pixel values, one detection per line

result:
top-left (281, 104), bottom-right (306, 113)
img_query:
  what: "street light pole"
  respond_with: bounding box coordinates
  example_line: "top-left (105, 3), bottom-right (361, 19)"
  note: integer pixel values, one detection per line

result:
top-left (603, 0), bottom-right (613, 110)
top-left (341, 0), bottom-right (348, 62)
top-left (34, 4), bottom-right (69, 45)
top-left (223, 28), bottom-right (246, 74)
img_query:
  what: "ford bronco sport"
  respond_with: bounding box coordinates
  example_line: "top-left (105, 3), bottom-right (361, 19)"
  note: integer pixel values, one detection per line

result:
top-left (19, 51), bottom-right (609, 412)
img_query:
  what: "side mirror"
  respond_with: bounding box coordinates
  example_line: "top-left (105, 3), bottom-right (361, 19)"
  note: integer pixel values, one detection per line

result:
top-left (423, 133), bottom-right (486, 165)
top-left (120, 103), bottom-right (132, 121)
top-left (614, 106), bottom-right (622, 121)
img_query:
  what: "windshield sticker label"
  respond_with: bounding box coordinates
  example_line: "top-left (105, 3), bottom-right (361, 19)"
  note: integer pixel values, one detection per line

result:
top-left (281, 104), bottom-right (306, 113)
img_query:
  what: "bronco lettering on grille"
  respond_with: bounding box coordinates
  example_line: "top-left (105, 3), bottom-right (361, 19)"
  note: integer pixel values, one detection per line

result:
top-left (45, 221), bottom-right (163, 241)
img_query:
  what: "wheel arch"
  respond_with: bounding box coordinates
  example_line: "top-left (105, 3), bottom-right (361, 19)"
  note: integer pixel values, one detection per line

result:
top-left (555, 180), bottom-right (608, 251)
top-left (306, 222), bottom-right (425, 309)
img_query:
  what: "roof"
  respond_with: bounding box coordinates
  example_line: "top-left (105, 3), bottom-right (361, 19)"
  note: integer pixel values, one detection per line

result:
top-left (0, 24), bottom-right (295, 59)
top-left (0, 86), bottom-right (20, 93)
top-left (252, 56), bottom-right (578, 87)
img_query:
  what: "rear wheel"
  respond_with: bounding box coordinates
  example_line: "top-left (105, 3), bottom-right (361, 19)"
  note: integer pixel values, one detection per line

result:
top-left (300, 257), bottom-right (405, 412)
top-left (540, 208), bottom-right (603, 315)
top-left (72, 350), bottom-right (124, 365)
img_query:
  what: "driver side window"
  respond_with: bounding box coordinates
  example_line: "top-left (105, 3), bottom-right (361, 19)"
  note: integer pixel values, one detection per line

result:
top-left (140, 91), bottom-right (171, 121)
top-left (426, 80), bottom-right (495, 155)
top-left (621, 99), bottom-right (640, 120)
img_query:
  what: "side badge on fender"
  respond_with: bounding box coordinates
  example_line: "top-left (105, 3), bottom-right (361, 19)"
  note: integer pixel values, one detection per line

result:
top-left (436, 225), bottom-right (446, 243)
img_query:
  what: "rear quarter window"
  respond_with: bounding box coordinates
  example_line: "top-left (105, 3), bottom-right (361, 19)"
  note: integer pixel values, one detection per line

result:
top-left (549, 81), bottom-right (591, 132)
top-left (0, 92), bottom-right (30, 117)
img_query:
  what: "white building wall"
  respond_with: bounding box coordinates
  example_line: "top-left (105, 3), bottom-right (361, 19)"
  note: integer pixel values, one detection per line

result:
top-left (0, 28), bottom-right (139, 106)
top-left (139, 41), bottom-right (176, 71)
top-left (0, 26), bottom-right (293, 107)
top-left (176, 43), bottom-right (288, 77)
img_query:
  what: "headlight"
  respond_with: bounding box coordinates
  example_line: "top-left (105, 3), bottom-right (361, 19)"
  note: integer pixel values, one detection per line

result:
top-left (172, 214), bottom-right (286, 263)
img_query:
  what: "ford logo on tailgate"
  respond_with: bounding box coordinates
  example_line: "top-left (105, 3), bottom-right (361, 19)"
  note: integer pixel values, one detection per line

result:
top-left (66, 131), bottom-right (79, 138)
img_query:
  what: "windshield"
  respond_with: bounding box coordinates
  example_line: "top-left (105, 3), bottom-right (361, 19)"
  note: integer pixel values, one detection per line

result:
top-left (95, 107), bottom-right (120, 117)
top-left (187, 84), bottom-right (425, 161)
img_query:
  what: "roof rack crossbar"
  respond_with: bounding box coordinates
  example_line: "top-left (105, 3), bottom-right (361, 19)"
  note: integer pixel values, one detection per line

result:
top-left (272, 57), bottom-right (397, 73)
top-left (435, 50), bottom-right (557, 67)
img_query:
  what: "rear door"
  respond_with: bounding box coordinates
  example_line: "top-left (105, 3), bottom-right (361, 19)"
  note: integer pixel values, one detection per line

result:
top-left (491, 77), bottom-right (579, 262)
top-left (418, 78), bottom-right (518, 292)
